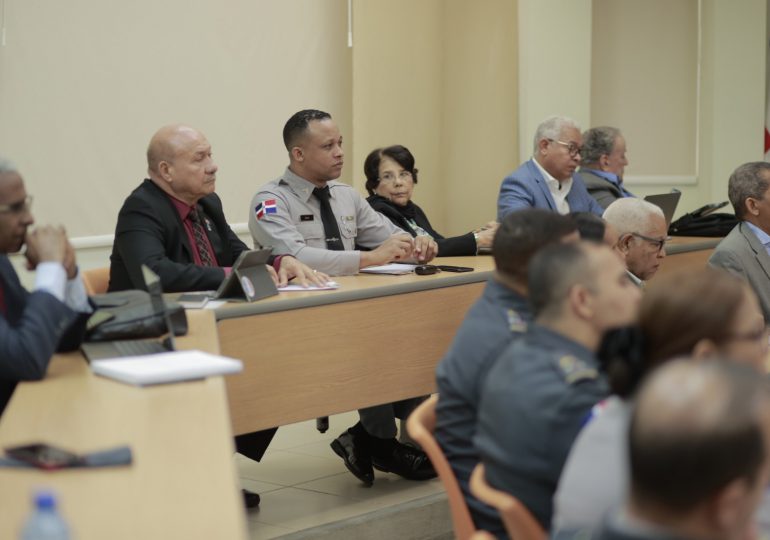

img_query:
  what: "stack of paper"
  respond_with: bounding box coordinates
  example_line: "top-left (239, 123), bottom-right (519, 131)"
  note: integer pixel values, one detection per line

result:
top-left (91, 350), bottom-right (243, 386)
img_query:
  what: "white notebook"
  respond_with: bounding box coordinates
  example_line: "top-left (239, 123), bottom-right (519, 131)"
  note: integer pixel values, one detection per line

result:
top-left (91, 350), bottom-right (243, 386)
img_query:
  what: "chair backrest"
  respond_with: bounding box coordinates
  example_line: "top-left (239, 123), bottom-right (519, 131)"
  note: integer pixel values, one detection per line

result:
top-left (469, 464), bottom-right (546, 540)
top-left (82, 267), bottom-right (110, 295)
top-left (406, 395), bottom-right (477, 540)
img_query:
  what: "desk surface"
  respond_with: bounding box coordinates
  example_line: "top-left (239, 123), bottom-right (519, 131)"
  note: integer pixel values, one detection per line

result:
top-left (0, 311), bottom-right (247, 540)
top-left (215, 242), bottom-right (718, 435)
top-left (214, 256), bottom-right (496, 320)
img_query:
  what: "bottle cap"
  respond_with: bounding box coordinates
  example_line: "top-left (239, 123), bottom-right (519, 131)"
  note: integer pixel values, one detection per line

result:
top-left (33, 491), bottom-right (56, 510)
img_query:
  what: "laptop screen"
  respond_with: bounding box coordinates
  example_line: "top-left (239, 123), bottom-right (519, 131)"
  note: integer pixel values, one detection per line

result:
top-left (140, 265), bottom-right (178, 349)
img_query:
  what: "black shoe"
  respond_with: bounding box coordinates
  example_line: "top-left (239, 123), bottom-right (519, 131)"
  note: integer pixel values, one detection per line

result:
top-left (242, 489), bottom-right (260, 508)
top-left (372, 442), bottom-right (437, 481)
top-left (330, 429), bottom-right (374, 486)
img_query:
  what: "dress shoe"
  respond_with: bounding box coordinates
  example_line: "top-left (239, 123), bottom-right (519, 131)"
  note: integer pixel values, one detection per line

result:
top-left (372, 442), bottom-right (437, 481)
top-left (242, 489), bottom-right (260, 508)
top-left (330, 429), bottom-right (374, 486)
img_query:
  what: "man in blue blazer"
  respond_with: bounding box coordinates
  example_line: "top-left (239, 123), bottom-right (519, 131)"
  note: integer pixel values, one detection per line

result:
top-left (497, 116), bottom-right (604, 220)
top-left (0, 159), bottom-right (90, 415)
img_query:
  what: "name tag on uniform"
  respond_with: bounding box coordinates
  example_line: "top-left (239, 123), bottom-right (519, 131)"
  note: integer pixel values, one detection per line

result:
top-left (300, 214), bottom-right (314, 222)
top-left (341, 216), bottom-right (355, 222)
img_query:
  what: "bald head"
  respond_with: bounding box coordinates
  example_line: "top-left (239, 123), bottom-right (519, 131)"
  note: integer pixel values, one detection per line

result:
top-left (145, 125), bottom-right (218, 205)
top-left (147, 124), bottom-right (201, 176)
top-left (630, 360), bottom-right (770, 515)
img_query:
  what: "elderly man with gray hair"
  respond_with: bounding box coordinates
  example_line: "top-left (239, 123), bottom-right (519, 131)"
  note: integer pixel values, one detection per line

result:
top-left (709, 161), bottom-right (770, 322)
top-left (579, 126), bottom-right (634, 209)
top-left (497, 115), bottom-right (604, 220)
top-left (603, 198), bottom-right (667, 286)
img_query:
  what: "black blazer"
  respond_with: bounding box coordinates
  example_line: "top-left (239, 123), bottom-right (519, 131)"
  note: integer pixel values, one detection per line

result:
top-left (109, 179), bottom-right (250, 293)
top-left (0, 255), bottom-right (87, 415)
top-left (366, 195), bottom-right (477, 257)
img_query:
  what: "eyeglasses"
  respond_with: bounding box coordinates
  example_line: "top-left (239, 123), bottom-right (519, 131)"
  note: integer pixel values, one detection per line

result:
top-left (379, 171), bottom-right (413, 184)
top-left (0, 195), bottom-right (33, 215)
top-left (547, 139), bottom-right (582, 158)
top-left (630, 232), bottom-right (670, 252)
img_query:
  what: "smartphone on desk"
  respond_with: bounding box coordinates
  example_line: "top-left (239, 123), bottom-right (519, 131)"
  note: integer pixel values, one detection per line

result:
top-left (436, 265), bottom-right (474, 273)
top-left (5, 443), bottom-right (84, 470)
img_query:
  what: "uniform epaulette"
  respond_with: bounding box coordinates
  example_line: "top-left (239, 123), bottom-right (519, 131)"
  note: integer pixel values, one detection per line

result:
top-left (507, 309), bottom-right (527, 333)
top-left (557, 355), bottom-right (599, 385)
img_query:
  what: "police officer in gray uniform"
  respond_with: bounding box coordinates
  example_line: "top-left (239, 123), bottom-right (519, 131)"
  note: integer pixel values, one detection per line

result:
top-left (474, 242), bottom-right (641, 537)
top-left (249, 110), bottom-right (437, 275)
top-left (249, 109), bottom-right (438, 485)
top-left (434, 209), bottom-right (578, 534)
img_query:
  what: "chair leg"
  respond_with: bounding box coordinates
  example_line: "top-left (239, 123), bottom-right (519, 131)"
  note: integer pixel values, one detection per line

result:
top-left (316, 416), bottom-right (329, 433)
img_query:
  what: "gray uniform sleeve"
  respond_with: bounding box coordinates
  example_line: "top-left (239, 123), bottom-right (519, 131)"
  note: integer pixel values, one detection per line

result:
top-left (351, 194), bottom-right (405, 248)
top-left (249, 187), bottom-right (362, 276)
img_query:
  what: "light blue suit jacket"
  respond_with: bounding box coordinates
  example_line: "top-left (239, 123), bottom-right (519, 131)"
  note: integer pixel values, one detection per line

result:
top-left (497, 159), bottom-right (604, 220)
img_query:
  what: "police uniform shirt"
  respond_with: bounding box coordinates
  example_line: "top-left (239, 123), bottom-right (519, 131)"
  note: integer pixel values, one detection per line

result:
top-left (434, 278), bottom-right (531, 534)
top-left (474, 323), bottom-right (609, 530)
top-left (249, 168), bottom-right (405, 275)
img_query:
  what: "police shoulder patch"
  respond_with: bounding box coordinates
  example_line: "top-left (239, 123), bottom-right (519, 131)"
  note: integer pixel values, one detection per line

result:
top-left (557, 355), bottom-right (598, 384)
top-left (507, 309), bottom-right (527, 333)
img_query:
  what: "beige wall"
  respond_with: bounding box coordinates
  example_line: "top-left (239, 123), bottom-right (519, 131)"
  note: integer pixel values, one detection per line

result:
top-left (592, 0), bottom-right (699, 179)
top-left (4, 0), bottom-right (769, 285)
top-left (351, 0), bottom-right (444, 227)
top-left (0, 0), bottom-right (353, 239)
top-left (517, 0), bottom-right (593, 158)
top-left (352, 0), bottom-right (518, 236)
top-left (517, 0), bottom-right (767, 219)
top-left (442, 0), bottom-right (519, 236)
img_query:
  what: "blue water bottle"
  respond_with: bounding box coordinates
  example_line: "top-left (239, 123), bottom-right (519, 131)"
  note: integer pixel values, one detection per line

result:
top-left (19, 491), bottom-right (70, 540)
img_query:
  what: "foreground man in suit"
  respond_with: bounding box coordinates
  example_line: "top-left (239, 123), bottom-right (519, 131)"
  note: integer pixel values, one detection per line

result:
top-left (710, 161), bottom-right (770, 322)
top-left (0, 158), bottom-right (90, 415)
top-left (593, 360), bottom-right (770, 540)
top-left (497, 115), bottom-right (604, 220)
top-left (109, 124), bottom-right (324, 292)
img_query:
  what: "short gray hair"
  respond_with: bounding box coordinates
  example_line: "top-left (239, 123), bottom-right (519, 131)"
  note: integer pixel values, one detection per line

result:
top-left (728, 162), bottom-right (770, 220)
top-left (0, 157), bottom-right (18, 175)
top-left (603, 198), bottom-right (664, 236)
top-left (581, 126), bottom-right (622, 165)
top-left (532, 116), bottom-right (581, 154)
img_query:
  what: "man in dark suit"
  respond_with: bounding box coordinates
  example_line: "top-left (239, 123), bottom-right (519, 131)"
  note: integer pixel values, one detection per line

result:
top-left (108, 125), bottom-right (325, 508)
top-left (497, 115), bottom-right (604, 220)
top-left (0, 158), bottom-right (90, 415)
top-left (579, 126), bottom-right (634, 209)
top-left (108, 124), bottom-right (324, 293)
top-left (710, 161), bottom-right (770, 322)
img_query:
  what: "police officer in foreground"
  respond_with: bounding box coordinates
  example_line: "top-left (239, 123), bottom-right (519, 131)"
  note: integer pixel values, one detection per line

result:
top-left (474, 242), bottom-right (641, 537)
top-left (249, 109), bottom-right (438, 485)
top-left (434, 209), bottom-right (579, 533)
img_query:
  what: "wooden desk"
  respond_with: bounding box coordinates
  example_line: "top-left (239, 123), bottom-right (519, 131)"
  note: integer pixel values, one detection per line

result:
top-left (217, 256), bottom-right (494, 435)
top-left (0, 311), bottom-right (247, 540)
top-left (657, 236), bottom-right (721, 277)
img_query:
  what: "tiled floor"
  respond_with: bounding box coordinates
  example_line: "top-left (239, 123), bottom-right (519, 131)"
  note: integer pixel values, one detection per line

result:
top-left (238, 411), bottom-right (445, 539)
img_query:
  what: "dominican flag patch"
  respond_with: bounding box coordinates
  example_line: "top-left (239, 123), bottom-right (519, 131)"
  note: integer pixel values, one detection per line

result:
top-left (255, 199), bottom-right (277, 220)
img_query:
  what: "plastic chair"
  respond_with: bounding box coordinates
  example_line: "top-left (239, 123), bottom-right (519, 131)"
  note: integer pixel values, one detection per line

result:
top-left (469, 464), bottom-right (546, 540)
top-left (406, 394), bottom-right (477, 540)
top-left (82, 267), bottom-right (110, 295)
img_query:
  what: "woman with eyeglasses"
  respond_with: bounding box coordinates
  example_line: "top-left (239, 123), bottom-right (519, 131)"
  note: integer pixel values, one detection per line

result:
top-left (553, 266), bottom-right (769, 535)
top-left (364, 145), bottom-right (498, 256)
